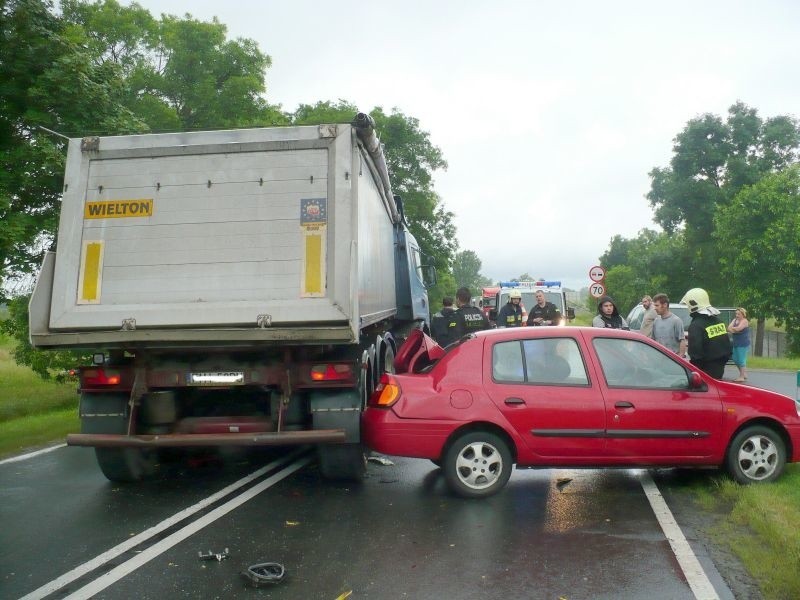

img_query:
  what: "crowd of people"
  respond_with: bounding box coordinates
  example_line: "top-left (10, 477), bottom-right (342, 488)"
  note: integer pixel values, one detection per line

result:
top-left (430, 284), bottom-right (749, 382)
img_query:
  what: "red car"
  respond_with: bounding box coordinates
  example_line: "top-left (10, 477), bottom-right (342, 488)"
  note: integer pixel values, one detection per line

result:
top-left (362, 327), bottom-right (800, 498)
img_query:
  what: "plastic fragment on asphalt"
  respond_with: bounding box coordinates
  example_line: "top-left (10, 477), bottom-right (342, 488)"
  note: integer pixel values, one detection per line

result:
top-left (556, 477), bottom-right (572, 490)
top-left (285, 520), bottom-right (300, 526)
top-left (334, 591), bottom-right (352, 599)
top-left (367, 456), bottom-right (395, 465)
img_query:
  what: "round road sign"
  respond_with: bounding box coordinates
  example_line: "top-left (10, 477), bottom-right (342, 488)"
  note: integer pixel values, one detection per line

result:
top-left (589, 282), bottom-right (606, 298)
top-left (589, 265), bottom-right (606, 283)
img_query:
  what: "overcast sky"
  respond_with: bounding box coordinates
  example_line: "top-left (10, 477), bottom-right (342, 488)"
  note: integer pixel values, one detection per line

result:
top-left (130, 0), bottom-right (800, 290)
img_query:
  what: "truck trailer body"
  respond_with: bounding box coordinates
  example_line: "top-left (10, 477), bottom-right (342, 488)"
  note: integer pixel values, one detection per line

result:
top-left (29, 115), bottom-right (431, 481)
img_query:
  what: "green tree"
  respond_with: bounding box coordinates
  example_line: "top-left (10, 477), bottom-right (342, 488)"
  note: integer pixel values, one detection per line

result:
top-left (61, 0), bottom-right (286, 130)
top-left (600, 229), bottom-right (688, 302)
top-left (647, 102), bottom-right (800, 303)
top-left (715, 166), bottom-right (800, 355)
top-left (0, 0), bottom-right (146, 296)
top-left (602, 264), bottom-right (639, 317)
top-left (452, 250), bottom-right (491, 292)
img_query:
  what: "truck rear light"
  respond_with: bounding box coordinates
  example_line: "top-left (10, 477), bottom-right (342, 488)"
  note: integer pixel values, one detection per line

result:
top-left (370, 374), bottom-right (401, 407)
top-left (310, 363), bottom-right (354, 382)
top-left (81, 368), bottom-right (121, 386)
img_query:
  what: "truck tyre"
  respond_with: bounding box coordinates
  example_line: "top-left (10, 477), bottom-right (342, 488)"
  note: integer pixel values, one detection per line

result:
top-left (725, 425), bottom-right (785, 484)
top-left (317, 444), bottom-right (366, 481)
top-left (443, 431), bottom-right (512, 498)
top-left (80, 393), bottom-right (158, 482)
top-left (95, 447), bottom-right (158, 483)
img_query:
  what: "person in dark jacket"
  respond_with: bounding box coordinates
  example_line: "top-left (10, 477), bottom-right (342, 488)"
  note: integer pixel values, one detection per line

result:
top-left (430, 297), bottom-right (459, 346)
top-left (454, 287), bottom-right (490, 338)
top-left (527, 290), bottom-right (561, 326)
top-left (592, 295), bottom-right (629, 329)
top-left (680, 287), bottom-right (732, 379)
top-left (496, 289), bottom-right (524, 327)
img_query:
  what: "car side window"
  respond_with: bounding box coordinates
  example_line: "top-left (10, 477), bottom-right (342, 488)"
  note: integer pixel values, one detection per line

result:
top-left (492, 341), bottom-right (525, 382)
top-left (593, 338), bottom-right (690, 389)
top-left (493, 338), bottom-right (590, 386)
top-left (522, 338), bottom-right (589, 385)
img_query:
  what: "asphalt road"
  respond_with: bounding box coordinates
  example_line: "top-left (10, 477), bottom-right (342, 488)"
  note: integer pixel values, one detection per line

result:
top-left (2, 365), bottom-right (793, 600)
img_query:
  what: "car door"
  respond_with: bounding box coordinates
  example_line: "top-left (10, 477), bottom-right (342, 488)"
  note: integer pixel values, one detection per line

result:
top-left (591, 336), bottom-right (723, 459)
top-left (485, 335), bottom-right (607, 460)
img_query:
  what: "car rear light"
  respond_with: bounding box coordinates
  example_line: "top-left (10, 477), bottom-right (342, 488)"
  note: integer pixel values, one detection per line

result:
top-left (81, 368), bottom-right (121, 386)
top-left (370, 374), bottom-right (401, 407)
top-left (310, 363), bottom-right (354, 382)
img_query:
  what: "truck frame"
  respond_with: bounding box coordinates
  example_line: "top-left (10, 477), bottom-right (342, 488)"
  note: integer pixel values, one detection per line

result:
top-left (29, 114), bottom-right (432, 482)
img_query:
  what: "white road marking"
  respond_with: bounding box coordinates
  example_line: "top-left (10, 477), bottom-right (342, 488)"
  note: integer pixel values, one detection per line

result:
top-left (0, 443), bottom-right (66, 465)
top-left (63, 454), bottom-right (313, 599)
top-left (640, 471), bottom-right (720, 600)
top-left (19, 450), bottom-right (309, 600)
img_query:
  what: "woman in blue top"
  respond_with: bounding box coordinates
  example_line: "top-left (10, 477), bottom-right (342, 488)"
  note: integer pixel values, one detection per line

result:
top-left (727, 307), bottom-right (750, 382)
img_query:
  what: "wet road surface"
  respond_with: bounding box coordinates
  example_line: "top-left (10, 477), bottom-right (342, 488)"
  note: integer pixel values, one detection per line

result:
top-left (3, 447), bottom-right (735, 600)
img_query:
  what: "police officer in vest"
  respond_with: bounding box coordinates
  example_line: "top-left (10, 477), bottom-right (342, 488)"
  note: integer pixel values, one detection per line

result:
top-left (496, 289), bottom-right (524, 327)
top-left (454, 287), bottom-right (490, 339)
top-left (680, 287), bottom-right (732, 379)
top-left (431, 296), bottom-right (459, 346)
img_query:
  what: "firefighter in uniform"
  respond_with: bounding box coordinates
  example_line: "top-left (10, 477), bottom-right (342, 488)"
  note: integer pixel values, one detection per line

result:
top-left (454, 287), bottom-right (490, 338)
top-left (496, 289), bottom-right (524, 327)
top-left (680, 287), bottom-right (732, 379)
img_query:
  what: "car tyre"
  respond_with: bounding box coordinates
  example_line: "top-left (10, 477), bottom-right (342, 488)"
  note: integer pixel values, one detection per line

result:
top-left (725, 425), bottom-right (785, 484)
top-left (443, 431), bottom-right (512, 498)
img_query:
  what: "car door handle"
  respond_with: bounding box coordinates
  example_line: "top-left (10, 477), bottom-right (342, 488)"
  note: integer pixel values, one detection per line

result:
top-left (615, 401), bottom-right (634, 409)
top-left (505, 397), bottom-right (526, 405)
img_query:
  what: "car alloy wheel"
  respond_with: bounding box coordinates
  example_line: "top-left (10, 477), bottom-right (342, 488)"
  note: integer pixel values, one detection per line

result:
top-left (726, 425), bottom-right (785, 483)
top-left (444, 431), bottom-right (512, 498)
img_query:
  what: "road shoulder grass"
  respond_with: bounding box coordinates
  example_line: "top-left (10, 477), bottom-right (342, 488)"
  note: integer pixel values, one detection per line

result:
top-left (0, 333), bottom-right (79, 458)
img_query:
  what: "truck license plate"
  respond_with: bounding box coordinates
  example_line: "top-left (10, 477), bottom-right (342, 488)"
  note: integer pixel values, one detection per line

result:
top-left (187, 371), bottom-right (245, 385)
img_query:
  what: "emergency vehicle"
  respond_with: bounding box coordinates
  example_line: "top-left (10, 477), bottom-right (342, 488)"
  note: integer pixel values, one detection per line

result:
top-left (493, 281), bottom-right (574, 326)
top-left (480, 286), bottom-right (500, 320)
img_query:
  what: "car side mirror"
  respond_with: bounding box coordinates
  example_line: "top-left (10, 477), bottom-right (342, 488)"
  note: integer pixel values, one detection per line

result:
top-left (566, 307), bottom-right (575, 321)
top-left (689, 371), bottom-right (705, 389)
top-left (489, 309), bottom-right (498, 321)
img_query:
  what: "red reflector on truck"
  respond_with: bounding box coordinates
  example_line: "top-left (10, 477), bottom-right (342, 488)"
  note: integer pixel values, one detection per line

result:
top-left (82, 368), bottom-right (121, 386)
top-left (310, 364), bottom-right (354, 382)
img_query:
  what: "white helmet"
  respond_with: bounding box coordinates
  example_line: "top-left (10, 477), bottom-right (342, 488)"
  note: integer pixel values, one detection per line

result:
top-left (509, 290), bottom-right (522, 300)
top-left (680, 288), bottom-right (711, 314)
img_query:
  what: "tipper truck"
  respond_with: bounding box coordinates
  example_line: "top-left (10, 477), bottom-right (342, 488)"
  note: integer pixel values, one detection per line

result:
top-left (29, 113), bottom-right (433, 482)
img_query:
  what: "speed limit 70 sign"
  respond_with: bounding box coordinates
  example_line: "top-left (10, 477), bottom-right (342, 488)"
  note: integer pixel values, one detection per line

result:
top-left (589, 282), bottom-right (606, 298)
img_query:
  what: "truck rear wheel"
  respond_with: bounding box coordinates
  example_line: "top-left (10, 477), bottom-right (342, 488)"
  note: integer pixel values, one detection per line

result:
top-left (317, 444), bottom-right (366, 481)
top-left (95, 448), bottom-right (158, 483)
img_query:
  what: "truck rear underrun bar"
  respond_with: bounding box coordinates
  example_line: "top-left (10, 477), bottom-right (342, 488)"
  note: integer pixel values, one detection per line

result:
top-left (67, 429), bottom-right (347, 448)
